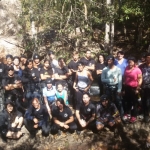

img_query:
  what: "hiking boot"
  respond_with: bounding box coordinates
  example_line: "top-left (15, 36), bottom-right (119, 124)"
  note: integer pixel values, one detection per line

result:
top-left (129, 117), bottom-right (137, 123)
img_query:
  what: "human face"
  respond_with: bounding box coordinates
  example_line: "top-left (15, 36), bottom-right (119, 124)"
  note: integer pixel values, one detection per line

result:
top-left (117, 53), bottom-right (124, 60)
top-left (128, 60), bottom-right (135, 68)
top-left (83, 94), bottom-right (90, 104)
top-left (21, 57), bottom-right (27, 65)
top-left (78, 64), bottom-right (84, 71)
top-left (99, 55), bottom-right (104, 63)
top-left (27, 62), bottom-right (33, 69)
top-left (34, 59), bottom-right (40, 64)
top-left (44, 61), bottom-right (50, 68)
top-left (85, 51), bottom-right (91, 59)
top-left (101, 100), bottom-right (108, 107)
top-left (8, 69), bottom-right (14, 76)
top-left (6, 104), bottom-right (13, 113)
top-left (107, 59), bottom-right (114, 66)
top-left (146, 56), bottom-right (150, 64)
top-left (7, 58), bottom-right (13, 65)
top-left (56, 101), bottom-right (63, 110)
top-left (73, 54), bottom-right (79, 61)
top-left (57, 84), bottom-right (63, 92)
top-left (49, 54), bottom-right (54, 60)
top-left (47, 83), bottom-right (52, 89)
top-left (58, 59), bottom-right (65, 67)
top-left (32, 99), bottom-right (40, 109)
top-left (13, 58), bottom-right (20, 66)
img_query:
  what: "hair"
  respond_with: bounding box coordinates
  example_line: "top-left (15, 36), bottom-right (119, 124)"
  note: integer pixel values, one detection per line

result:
top-left (117, 51), bottom-right (124, 55)
top-left (44, 59), bottom-right (50, 64)
top-left (127, 56), bottom-right (136, 63)
top-left (97, 54), bottom-right (105, 63)
top-left (146, 53), bottom-right (150, 57)
top-left (58, 57), bottom-right (66, 63)
top-left (56, 83), bottom-right (63, 89)
top-left (26, 59), bottom-right (33, 65)
top-left (13, 56), bottom-right (20, 62)
top-left (85, 49), bottom-right (91, 53)
top-left (83, 92), bottom-right (90, 97)
top-left (72, 51), bottom-right (79, 55)
top-left (56, 98), bottom-right (67, 108)
top-left (32, 97), bottom-right (40, 104)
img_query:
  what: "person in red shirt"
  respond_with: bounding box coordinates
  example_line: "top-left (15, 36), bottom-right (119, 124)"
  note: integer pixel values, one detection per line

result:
top-left (123, 57), bottom-right (142, 123)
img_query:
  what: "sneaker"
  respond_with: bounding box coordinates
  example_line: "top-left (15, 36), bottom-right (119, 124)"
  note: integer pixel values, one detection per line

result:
top-left (129, 117), bottom-right (137, 123)
top-left (122, 114), bottom-right (131, 121)
top-left (76, 130), bottom-right (81, 135)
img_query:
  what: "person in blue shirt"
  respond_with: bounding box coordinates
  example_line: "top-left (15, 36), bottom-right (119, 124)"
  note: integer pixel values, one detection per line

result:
top-left (114, 51), bottom-right (127, 76)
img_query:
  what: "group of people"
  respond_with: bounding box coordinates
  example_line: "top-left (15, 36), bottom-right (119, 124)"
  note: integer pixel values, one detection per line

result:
top-left (0, 49), bottom-right (149, 140)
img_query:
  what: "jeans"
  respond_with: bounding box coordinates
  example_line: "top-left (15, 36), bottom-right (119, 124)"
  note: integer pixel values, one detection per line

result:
top-left (105, 86), bottom-right (124, 117)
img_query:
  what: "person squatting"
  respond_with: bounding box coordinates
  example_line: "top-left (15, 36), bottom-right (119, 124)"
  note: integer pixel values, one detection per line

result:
top-left (0, 50), bottom-right (150, 140)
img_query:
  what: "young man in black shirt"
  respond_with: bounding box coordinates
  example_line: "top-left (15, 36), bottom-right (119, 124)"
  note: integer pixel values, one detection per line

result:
top-left (80, 50), bottom-right (95, 72)
top-left (75, 93), bottom-right (96, 132)
top-left (24, 97), bottom-right (50, 136)
top-left (2, 65), bottom-right (25, 113)
top-left (51, 98), bottom-right (77, 134)
top-left (68, 51), bottom-right (80, 107)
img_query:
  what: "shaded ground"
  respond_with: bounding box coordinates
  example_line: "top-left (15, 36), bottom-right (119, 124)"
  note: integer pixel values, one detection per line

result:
top-left (0, 120), bottom-right (150, 150)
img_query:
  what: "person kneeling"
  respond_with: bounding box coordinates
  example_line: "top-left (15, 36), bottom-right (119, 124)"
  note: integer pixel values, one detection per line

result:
top-left (0, 99), bottom-right (24, 140)
top-left (24, 97), bottom-right (50, 136)
top-left (96, 95), bottom-right (121, 136)
top-left (51, 98), bottom-right (77, 135)
top-left (75, 93), bottom-right (96, 133)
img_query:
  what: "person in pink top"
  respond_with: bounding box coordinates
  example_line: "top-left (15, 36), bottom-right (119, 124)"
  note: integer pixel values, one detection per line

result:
top-left (123, 57), bottom-right (142, 123)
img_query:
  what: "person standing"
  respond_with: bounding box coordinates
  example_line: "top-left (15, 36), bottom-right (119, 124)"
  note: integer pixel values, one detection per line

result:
top-left (95, 54), bottom-right (106, 96)
top-left (101, 55), bottom-right (123, 117)
top-left (123, 57), bottom-right (142, 123)
top-left (114, 51), bottom-right (128, 76)
top-left (139, 53), bottom-right (150, 122)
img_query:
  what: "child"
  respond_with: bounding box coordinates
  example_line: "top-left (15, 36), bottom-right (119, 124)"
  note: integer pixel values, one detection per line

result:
top-left (56, 83), bottom-right (68, 105)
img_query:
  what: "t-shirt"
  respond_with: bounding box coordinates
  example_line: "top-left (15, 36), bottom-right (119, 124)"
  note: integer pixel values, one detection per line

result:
top-left (114, 58), bottom-right (128, 75)
top-left (76, 102), bottom-right (95, 121)
top-left (43, 86), bottom-right (56, 102)
top-left (80, 57), bottom-right (95, 67)
top-left (25, 105), bottom-right (48, 121)
top-left (40, 67), bottom-right (53, 76)
top-left (101, 66), bottom-right (122, 92)
top-left (68, 60), bottom-right (79, 71)
top-left (139, 63), bottom-right (150, 87)
top-left (53, 107), bottom-right (72, 122)
top-left (124, 66), bottom-right (142, 87)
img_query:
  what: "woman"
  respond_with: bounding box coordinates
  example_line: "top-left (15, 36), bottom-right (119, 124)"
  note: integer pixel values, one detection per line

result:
top-left (123, 57), bottom-right (142, 123)
top-left (0, 99), bottom-right (24, 139)
top-left (40, 59), bottom-right (53, 87)
top-left (73, 62), bottom-right (93, 107)
top-left (51, 98), bottom-right (77, 135)
top-left (13, 56), bottom-right (22, 77)
top-left (95, 54), bottom-right (106, 96)
top-left (56, 83), bottom-right (68, 105)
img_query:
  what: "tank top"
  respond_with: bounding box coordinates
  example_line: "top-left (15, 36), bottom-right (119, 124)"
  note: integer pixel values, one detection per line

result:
top-left (56, 90), bottom-right (68, 105)
top-left (77, 71), bottom-right (89, 89)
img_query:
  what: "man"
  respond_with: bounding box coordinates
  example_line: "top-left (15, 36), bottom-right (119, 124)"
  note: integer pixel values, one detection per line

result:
top-left (96, 95), bottom-right (121, 136)
top-left (75, 93), bottom-right (96, 133)
top-left (114, 51), bottom-right (127, 76)
top-left (48, 50), bottom-right (59, 68)
top-left (24, 97), bottom-right (50, 136)
top-left (33, 53), bottom-right (43, 71)
top-left (80, 50), bottom-right (95, 72)
top-left (101, 55), bottom-right (123, 117)
top-left (139, 53), bottom-right (150, 122)
top-left (68, 51), bottom-right (80, 107)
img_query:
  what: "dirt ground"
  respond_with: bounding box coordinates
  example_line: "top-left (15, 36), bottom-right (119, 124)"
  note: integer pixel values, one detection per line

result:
top-left (0, 120), bottom-right (150, 150)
